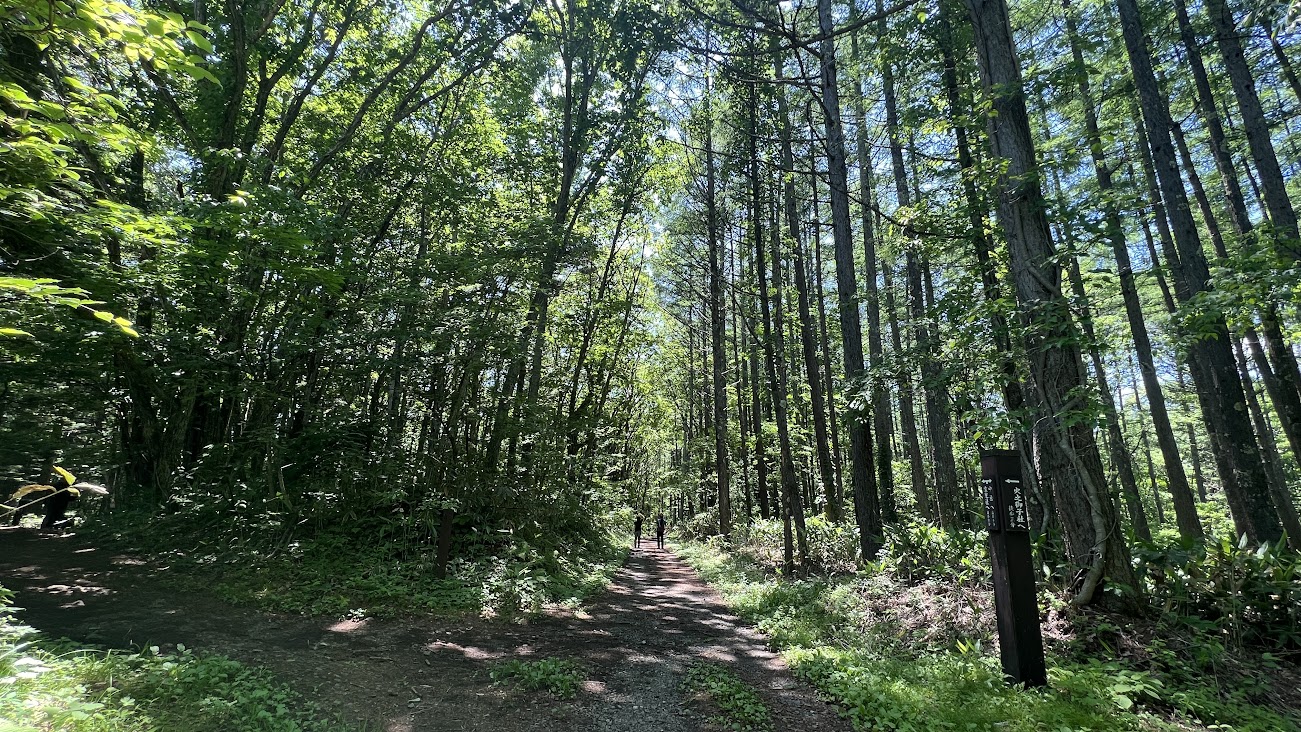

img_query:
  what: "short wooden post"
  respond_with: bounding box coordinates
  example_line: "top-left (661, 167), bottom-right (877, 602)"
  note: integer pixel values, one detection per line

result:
top-left (981, 449), bottom-right (1047, 687)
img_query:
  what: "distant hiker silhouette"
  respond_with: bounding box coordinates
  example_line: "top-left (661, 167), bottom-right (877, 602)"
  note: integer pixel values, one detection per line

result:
top-left (634, 514), bottom-right (644, 548)
top-left (655, 514), bottom-right (666, 549)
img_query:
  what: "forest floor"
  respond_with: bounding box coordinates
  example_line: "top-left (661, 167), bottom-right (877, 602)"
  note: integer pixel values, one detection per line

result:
top-left (0, 525), bottom-right (849, 732)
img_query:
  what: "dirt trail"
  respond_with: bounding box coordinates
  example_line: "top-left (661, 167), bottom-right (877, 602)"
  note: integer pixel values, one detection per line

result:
top-left (0, 527), bottom-right (849, 731)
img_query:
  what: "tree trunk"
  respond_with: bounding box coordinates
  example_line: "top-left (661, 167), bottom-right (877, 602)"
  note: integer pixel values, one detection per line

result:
top-left (884, 261), bottom-right (929, 518)
top-left (965, 0), bottom-right (1137, 605)
top-left (936, 2), bottom-right (1043, 528)
top-left (812, 209), bottom-right (845, 507)
top-left (732, 238), bottom-right (754, 524)
top-left (1118, 0), bottom-right (1281, 544)
top-left (1262, 21), bottom-right (1301, 104)
top-left (747, 84), bottom-right (773, 522)
top-left (1172, 0), bottom-right (1253, 237)
top-left (1063, 2), bottom-right (1200, 538)
top-left (851, 0), bottom-right (897, 526)
top-left (1235, 341), bottom-right (1301, 549)
top-left (816, 0), bottom-right (881, 556)
top-left (754, 139), bottom-right (805, 572)
top-left (1203, 0), bottom-right (1301, 259)
top-left (787, 148), bottom-right (841, 522)
top-left (1177, 368), bottom-right (1208, 501)
top-left (1169, 4), bottom-right (1301, 459)
top-left (703, 70), bottom-right (732, 538)
top-left (879, 1), bottom-right (941, 527)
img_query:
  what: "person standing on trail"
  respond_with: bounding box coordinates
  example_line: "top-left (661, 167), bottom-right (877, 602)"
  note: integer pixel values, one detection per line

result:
top-left (655, 514), bottom-right (666, 549)
top-left (634, 514), bottom-right (644, 549)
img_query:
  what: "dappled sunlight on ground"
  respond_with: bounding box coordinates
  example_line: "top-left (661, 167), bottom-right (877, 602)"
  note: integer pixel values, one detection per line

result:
top-left (326, 618), bottom-right (369, 634)
top-left (0, 529), bottom-right (847, 731)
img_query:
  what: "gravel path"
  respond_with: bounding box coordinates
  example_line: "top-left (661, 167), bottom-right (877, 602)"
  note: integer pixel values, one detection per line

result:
top-left (0, 528), bottom-right (850, 731)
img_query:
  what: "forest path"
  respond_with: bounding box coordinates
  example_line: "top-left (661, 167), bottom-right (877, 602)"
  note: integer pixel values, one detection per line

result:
top-left (0, 527), bottom-right (848, 731)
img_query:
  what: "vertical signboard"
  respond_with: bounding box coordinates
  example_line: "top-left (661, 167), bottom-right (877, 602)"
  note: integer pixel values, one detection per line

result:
top-left (981, 449), bottom-right (1047, 688)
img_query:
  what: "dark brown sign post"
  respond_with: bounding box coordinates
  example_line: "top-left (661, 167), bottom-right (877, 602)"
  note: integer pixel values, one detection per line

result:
top-left (981, 449), bottom-right (1047, 687)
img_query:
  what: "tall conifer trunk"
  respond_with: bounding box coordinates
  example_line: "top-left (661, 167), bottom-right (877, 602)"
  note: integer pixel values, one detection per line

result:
top-left (850, 1), bottom-right (898, 526)
top-left (814, 0), bottom-right (881, 557)
top-left (964, 0), bottom-right (1137, 605)
top-left (1117, 0), bottom-right (1281, 544)
top-left (1202, 0), bottom-right (1301, 259)
top-left (702, 65), bottom-right (732, 538)
top-left (1061, 0), bottom-right (1200, 539)
top-left (790, 158), bottom-right (841, 522)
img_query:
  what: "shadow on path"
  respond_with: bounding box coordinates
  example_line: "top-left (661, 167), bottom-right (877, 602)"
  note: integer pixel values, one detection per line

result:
top-left (0, 528), bottom-right (848, 731)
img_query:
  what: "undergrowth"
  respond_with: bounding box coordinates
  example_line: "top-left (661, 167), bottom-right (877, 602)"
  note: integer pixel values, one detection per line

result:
top-left (81, 506), bottom-right (629, 619)
top-left (675, 525), bottom-right (1301, 732)
top-left (489, 658), bottom-right (586, 698)
top-left (0, 585), bottom-right (352, 732)
top-left (683, 662), bottom-right (772, 731)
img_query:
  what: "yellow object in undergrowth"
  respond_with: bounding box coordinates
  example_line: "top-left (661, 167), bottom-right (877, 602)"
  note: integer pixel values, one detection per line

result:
top-left (53, 465), bottom-right (77, 485)
top-left (11, 483), bottom-right (56, 499)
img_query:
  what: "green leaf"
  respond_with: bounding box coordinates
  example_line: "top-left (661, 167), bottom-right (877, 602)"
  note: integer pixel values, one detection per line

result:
top-left (185, 30), bottom-right (213, 53)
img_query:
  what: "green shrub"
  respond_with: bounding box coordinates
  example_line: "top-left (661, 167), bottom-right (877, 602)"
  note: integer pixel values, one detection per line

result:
top-left (678, 507), bottom-right (723, 541)
top-left (1134, 534), bottom-right (1300, 650)
top-left (676, 537), bottom-right (1301, 732)
top-left (800, 516), bottom-right (861, 573)
top-left (489, 658), bottom-right (586, 698)
top-left (879, 520), bottom-right (989, 585)
top-left (682, 663), bottom-right (772, 731)
top-left (791, 647), bottom-right (1131, 732)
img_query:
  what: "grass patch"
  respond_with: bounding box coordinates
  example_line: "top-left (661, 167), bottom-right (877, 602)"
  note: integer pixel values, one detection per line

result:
top-left (675, 537), bottom-right (1300, 732)
top-left (83, 514), bottom-right (629, 619)
top-left (0, 587), bottom-right (352, 732)
top-left (683, 662), bottom-right (772, 731)
top-left (489, 658), bottom-right (586, 698)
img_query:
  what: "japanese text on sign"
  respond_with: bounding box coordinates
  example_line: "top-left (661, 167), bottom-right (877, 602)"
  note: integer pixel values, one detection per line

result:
top-left (1002, 478), bottom-right (1029, 531)
top-left (982, 477), bottom-right (1000, 531)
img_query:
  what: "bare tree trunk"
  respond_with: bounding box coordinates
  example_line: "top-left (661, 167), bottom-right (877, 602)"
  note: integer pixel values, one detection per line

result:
top-left (1261, 21), bottom-right (1301, 104)
top-left (1068, 251), bottom-right (1151, 539)
top-left (732, 237), bottom-right (753, 524)
top-left (812, 209), bottom-right (845, 507)
top-left (874, 0), bottom-right (947, 527)
top-left (965, 0), bottom-right (1137, 605)
top-left (753, 119), bottom-right (805, 572)
top-left (1177, 368), bottom-right (1208, 502)
top-left (1061, 1), bottom-right (1199, 538)
top-left (1126, 353), bottom-right (1164, 527)
top-left (815, 0), bottom-right (881, 557)
top-left (851, 0), bottom-right (897, 526)
top-left (1118, 0), bottom-right (1281, 544)
top-left (935, 1), bottom-right (1043, 527)
top-left (1235, 341), bottom-right (1301, 548)
top-left (703, 67), bottom-right (732, 537)
top-left (790, 151), bottom-right (841, 522)
top-left (1203, 0), bottom-right (1301, 259)
top-left (767, 192), bottom-right (808, 571)
top-left (746, 83), bottom-right (773, 522)
top-left (1170, 1), bottom-right (1301, 465)
top-left (883, 260), bottom-right (929, 518)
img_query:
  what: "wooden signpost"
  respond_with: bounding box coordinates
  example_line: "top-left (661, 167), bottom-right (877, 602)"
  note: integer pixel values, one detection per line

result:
top-left (980, 449), bottom-right (1047, 687)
